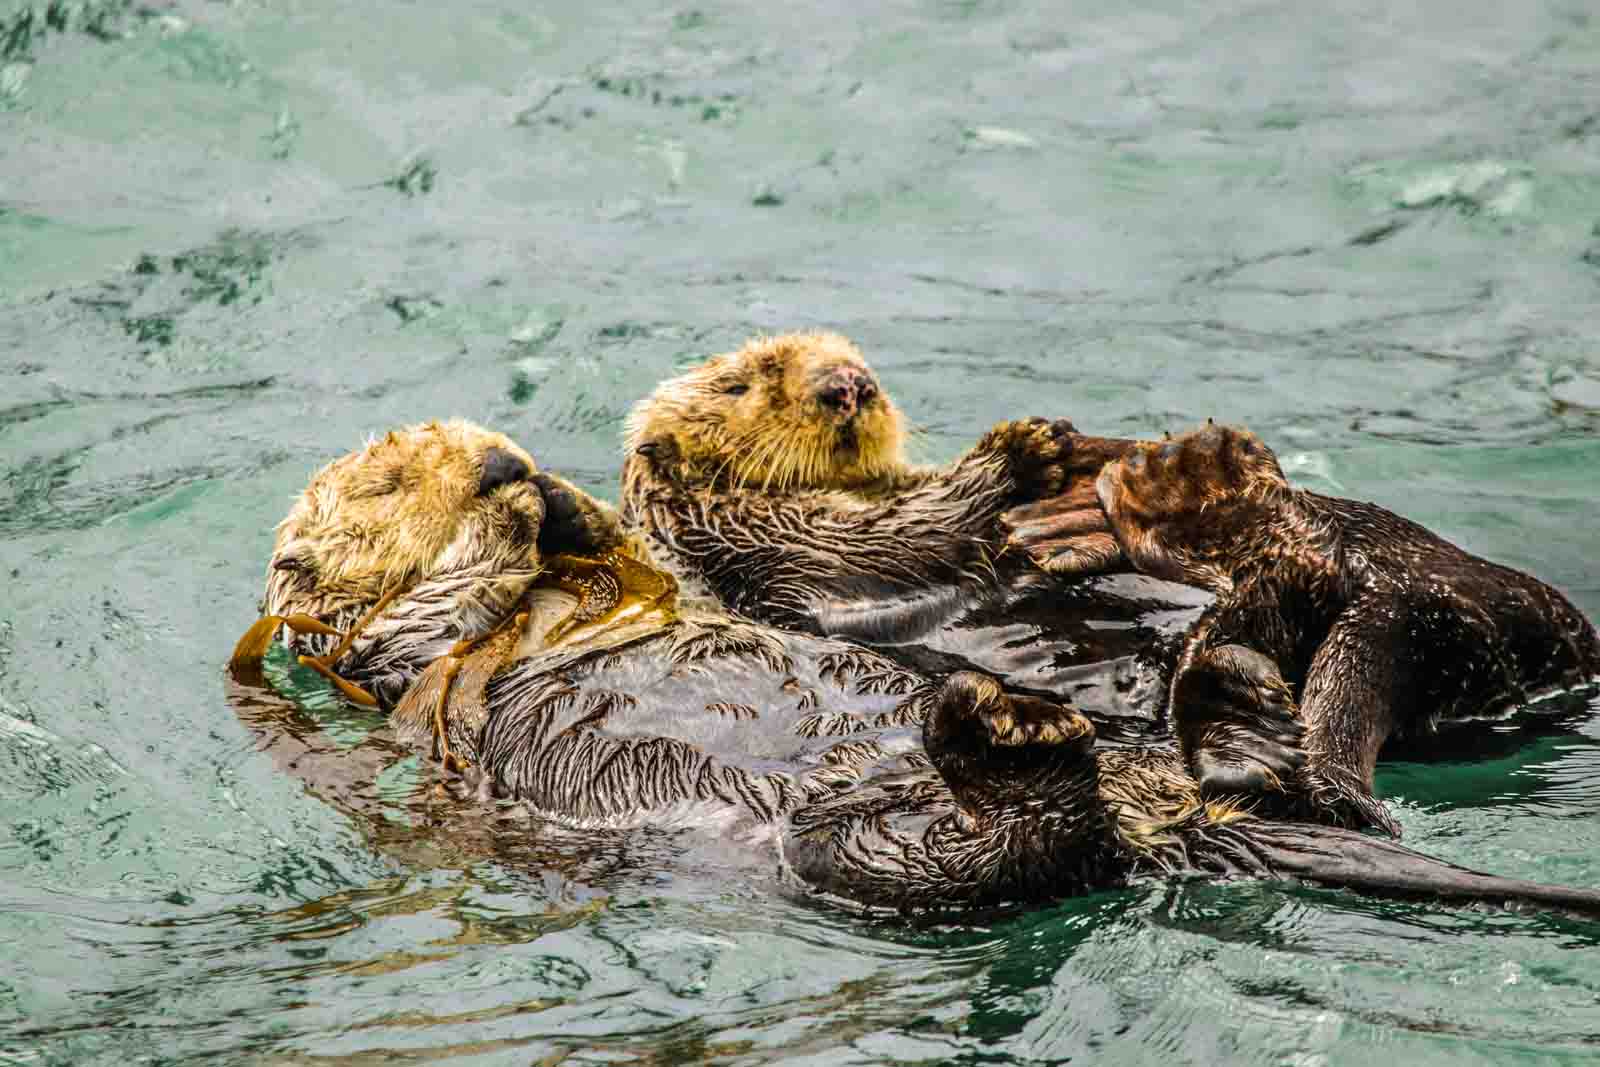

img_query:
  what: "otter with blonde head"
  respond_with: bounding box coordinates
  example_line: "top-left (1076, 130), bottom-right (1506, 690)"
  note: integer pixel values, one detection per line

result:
top-left (229, 419), bottom-right (1600, 918)
top-left (621, 331), bottom-right (1136, 639)
top-left (621, 334), bottom-right (1600, 836)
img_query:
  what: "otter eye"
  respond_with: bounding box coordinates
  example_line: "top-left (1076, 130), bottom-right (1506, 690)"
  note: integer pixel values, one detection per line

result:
top-left (722, 383), bottom-right (749, 397)
top-left (478, 447), bottom-right (532, 496)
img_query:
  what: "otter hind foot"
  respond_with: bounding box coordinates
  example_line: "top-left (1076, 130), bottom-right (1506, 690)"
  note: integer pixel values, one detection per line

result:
top-left (1172, 644), bottom-right (1307, 801)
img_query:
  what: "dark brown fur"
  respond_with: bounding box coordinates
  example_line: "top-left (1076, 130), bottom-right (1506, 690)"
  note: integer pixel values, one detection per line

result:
top-left (1097, 424), bottom-right (1600, 833)
top-left (229, 421), bottom-right (1600, 917)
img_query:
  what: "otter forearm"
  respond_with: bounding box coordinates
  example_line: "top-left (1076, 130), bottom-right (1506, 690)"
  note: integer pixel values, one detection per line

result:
top-left (337, 561), bottom-right (540, 708)
top-left (628, 448), bottom-right (1017, 633)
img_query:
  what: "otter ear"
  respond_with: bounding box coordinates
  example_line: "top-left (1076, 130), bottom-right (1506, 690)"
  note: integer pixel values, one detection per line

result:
top-left (478, 447), bottom-right (532, 497)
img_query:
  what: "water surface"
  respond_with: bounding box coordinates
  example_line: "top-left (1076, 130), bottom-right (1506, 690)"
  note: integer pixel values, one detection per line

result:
top-left (3, 1), bottom-right (1599, 1063)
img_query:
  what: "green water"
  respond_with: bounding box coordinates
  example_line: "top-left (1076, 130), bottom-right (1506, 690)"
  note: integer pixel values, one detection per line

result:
top-left (3, 1), bottom-right (1600, 1062)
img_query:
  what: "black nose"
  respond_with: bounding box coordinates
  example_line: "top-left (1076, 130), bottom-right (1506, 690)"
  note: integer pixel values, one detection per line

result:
top-left (819, 382), bottom-right (854, 411)
top-left (816, 366), bottom-right (877, 417)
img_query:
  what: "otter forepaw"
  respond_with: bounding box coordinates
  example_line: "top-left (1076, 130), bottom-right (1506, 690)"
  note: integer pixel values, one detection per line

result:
top-left (1299, 761), bottom-right (1401, 838)
top-left (924, 672), bottom-right (1100, 817)
top-left (1000, 494), bottom-right (1124, 577)
top-left (928, 672), bottom-right (1096, 756)
top-left (1173, 645), bottom-right (1306, 801)
top-left (979, 417), bottom-right (1080, 501)
top-left (531, 471), bottom-right (625, 556)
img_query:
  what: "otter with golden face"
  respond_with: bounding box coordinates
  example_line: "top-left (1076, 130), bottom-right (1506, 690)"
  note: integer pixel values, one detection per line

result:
top-left (621, 332), bottom-right (1141, 644)
top-left (621, 334), bottom-right (1600, 835)
top-left (623, 331), bottom-right (910, 495)
top-left (229, 421), bottom-right (1600, 917)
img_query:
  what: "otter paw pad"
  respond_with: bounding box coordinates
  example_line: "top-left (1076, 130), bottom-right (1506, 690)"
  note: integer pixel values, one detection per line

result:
top-left (929, 672), bottom-right (1096, 756)
top-left (982, 417), bottom-right (1078, 501)
top-left (980, 694), bottom-right (1094, 750)
top-left (1102, 424), bottom-right (1287, 522)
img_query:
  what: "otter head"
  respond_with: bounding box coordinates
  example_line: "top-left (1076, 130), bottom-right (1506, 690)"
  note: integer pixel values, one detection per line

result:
top-left (1096, 423), bottom-right (1291, 593)
top-left (264, 419), bottom-right (545, 624)
top-left (624, 331), bottom-right (907, 492)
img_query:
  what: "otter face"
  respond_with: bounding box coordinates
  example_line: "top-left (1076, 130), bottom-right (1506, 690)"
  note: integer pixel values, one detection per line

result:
top-left (1096, 423), bottom-right (1289, 592)
top-left (264, 420), bottom-right (545, 621)
top-left (625, 331), bottom-right (907, 491)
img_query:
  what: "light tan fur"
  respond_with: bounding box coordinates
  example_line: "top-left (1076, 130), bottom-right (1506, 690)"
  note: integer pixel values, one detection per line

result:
top-left (623, 332), bottom-right (909, 494)
top-left (262, 420), bottom-right (544, 624)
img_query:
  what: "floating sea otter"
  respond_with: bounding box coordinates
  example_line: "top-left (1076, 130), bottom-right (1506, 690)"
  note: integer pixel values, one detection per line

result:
top-left (229, 420), bottom-right (1600, 916)
top-left (620, 333), bottom-right (1600, 834)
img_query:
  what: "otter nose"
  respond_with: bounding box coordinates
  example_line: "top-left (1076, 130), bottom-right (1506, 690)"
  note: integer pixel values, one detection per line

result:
top-left (816, 366), bottom-right (875, 418)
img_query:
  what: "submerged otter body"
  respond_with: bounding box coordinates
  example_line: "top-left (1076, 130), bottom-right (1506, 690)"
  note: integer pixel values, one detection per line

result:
top-left (229, 420), bottom-right (1600, 917)
top-left (622, 334), bottom-right (1600, 832)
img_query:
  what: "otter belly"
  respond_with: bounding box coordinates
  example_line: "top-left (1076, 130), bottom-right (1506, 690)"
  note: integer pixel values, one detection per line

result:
top-left (470, 620), bottom-right (940, 831)
top-left (859, 570), bottom-right (1209, 744)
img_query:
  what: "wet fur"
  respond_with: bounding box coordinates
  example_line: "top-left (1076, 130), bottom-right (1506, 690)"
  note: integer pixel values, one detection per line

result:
top-left (621, 332), bottom-right (1116, 639)
top-left (234, 420), bottom-right (1600, 917)
top-left (1099, 424), bottom-right (1600, 833)
top-left (619, 339), bottom-right (1599, 837)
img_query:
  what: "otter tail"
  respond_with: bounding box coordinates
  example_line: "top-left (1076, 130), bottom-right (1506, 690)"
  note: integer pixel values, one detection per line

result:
top-left (1235, 820), bottom-right (1600, 917)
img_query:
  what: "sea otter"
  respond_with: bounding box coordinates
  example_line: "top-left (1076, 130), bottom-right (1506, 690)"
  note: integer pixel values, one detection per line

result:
top-left (619, 331), bottom-right (1189, 739)
top-left (619, 333), bottom-right (1600, 833)
top-left (228, 420), bottom-right (1600, 916)
top-left (1088, 422), bottom-right (1600, 832)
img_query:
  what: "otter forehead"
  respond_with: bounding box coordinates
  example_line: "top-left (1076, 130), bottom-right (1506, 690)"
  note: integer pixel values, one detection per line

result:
top-left (679, 331), bottom-right (875, 393)
top-left (289, 420), bottom-right (535, 527)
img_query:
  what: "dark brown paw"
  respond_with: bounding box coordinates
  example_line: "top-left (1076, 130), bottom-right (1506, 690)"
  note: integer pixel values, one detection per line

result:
top-left (926, 672), bottom-right (1095, 755)
top-left (924, 672), bottom-right (1098, 813)
top-left (531, 472), bottom-right (624, 555)
top-left (1173, 644), bottom-right (1306, 800)
top-left (978, 417), bottom-right (1079, 502)
top-left (1096, 423), bottom-right (1289, 587)
top-left (1000, 494), bottom-right (1124, 578)
top-left (1300, 761), bottom-right (1401, 838)
top-left (995, 432), bottom-right (1138, 577)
